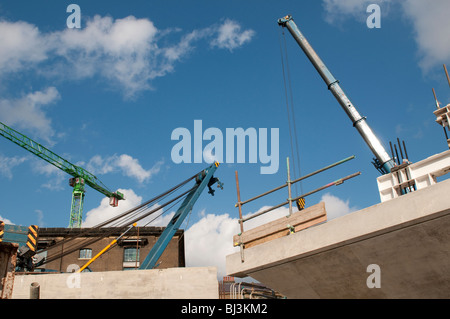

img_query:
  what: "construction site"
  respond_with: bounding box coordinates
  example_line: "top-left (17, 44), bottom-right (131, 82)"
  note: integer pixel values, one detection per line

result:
top-left (1, 12), bottom-right (450, 300)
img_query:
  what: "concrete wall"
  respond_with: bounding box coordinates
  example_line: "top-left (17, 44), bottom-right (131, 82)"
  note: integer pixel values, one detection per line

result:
top-left (226, 178), bottom-right (450, 298)
top-left (12, 267), bottom-right (218, 299)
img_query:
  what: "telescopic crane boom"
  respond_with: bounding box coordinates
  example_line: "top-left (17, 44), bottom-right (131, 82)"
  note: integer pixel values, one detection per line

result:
top-left (278, 15), bottom-right (395, 174)
top-left (0, 121), bottom-right (124, 228)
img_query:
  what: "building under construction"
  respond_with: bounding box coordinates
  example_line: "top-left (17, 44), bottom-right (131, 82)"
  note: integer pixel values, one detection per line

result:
top-left (1, 13), bottom-right (450, 300)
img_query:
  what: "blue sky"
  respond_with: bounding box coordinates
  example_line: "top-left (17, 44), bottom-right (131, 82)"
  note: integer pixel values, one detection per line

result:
top-left (1, 0), bottom-right (450, 276)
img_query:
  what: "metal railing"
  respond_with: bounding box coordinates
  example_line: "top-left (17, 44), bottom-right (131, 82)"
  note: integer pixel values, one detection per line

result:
top-left (234, 155), bottom-right (361, 261)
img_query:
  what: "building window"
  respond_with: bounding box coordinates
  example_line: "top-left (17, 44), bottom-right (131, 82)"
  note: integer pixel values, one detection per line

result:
top-left (79, 248), bottom-right (92, 259)
top-left (123, 247), bottom-right (140, 262)
top-left (123, 247), bottom-right (140, 269)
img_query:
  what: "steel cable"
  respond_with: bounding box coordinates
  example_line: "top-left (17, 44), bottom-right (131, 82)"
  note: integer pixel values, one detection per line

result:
top-left (41, 186), bottom-right (194, 265)
top-left (279, 27), bottom-right (304, 196)
top-left (38, 170), bottom-right (201, 265)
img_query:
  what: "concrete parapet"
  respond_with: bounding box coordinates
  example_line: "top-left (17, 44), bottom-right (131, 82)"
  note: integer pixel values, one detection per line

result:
top-left (12, 267), bottom-right (218, 299)
top-left (227, 178), bottom-right (450, 298)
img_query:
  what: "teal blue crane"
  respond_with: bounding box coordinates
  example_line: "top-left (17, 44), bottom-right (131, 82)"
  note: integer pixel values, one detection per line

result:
top-left (140, 161), bottom-right (223, 269)
top-left (0, 121), bottom-right (124, 228)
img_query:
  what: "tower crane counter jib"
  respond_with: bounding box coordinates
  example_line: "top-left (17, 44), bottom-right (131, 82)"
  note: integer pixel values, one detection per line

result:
top-left (278, 15), bottom-right (396, 174)
top-left (0, 121), bottom-right (125, 228)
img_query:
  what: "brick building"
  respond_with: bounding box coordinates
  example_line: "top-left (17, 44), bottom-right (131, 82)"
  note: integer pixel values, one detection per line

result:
top-left (36, 227), bottom-right (185, 272)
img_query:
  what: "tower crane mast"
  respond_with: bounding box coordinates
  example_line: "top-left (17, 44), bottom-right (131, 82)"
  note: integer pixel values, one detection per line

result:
top-left (0, 121), bottom-right (124, 228)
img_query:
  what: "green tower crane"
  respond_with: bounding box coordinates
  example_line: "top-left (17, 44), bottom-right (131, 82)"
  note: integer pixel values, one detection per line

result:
top-left (0, 121), bottom-right (125, 228)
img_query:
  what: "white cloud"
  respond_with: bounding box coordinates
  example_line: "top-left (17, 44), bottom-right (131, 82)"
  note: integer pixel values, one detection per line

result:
top-left (184, 205), bottom-right (306, 279)
top-left (0, 87), bottom-right (60, 144)
top-left (85, 154), bottom-right (116, 175)
top-left (0, 154), bottom-right (27, 179)
top-left (82, 188), bottom-right (143, 227)
top-left (0, 20), bottom-right (48, 73)
top-left (320, 192), bottom-right (357, 220)
top-left (0, 16), bottom-right (255, 98)
top-left (116, 155), bottom-right (162, 183)
top-left (185, 212), bottom-right (240, 279)
top-left (32, 159), bottom-right (66, 191)
top-left (35, 209), bottom-right (45, 227)
top-left (322, 0), bottom-right (450, 72)
top-left (86, 154), bottom-right (163, 183)
top-left (82, 189), bottom-right (179, 228)
top-left (0, 214), bottom-right (14, 225)
top-left (400, 0), bottom-right (450, 71)
top-left (52, 15), bottom-right (159, 98)
top-left (163, 28), bottom-right (211, 63)
top-left (322, 0), bottom-right (390, 24)
top-left (211, 19), bottom-right (255, 51)
top-left (18, 153), bottom-right (161, 195)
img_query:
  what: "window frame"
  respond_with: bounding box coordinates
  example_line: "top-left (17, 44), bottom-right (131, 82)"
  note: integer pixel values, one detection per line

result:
top-left (123, 246), bottom-right (140, 262)
top-left (78, 248), bottom-right (93, 260)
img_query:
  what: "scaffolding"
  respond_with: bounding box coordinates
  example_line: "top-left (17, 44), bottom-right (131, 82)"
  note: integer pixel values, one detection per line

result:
top-left (234, 155), bottom-right (360, 262)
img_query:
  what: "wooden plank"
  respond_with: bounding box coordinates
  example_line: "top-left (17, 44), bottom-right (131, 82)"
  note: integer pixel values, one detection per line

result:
top-left (234, 202), bottom-right (327, 249)
top-left (243, 215), bottom-right (327, 249)
top-left (234, 202), bottom-right (326, 245)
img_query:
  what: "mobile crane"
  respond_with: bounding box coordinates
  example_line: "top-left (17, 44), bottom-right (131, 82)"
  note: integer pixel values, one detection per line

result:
top-left (0, 121), bottom-right (125, 228)
top-left (71, 162), bottom-right (223, 272)
top-left (278, 15), bottom-right (396, 175)
top-left (140, 162), bottom-right (223, 269)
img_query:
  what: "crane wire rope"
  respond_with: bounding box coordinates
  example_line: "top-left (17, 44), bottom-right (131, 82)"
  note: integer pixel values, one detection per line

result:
top-left (39, 186), bottom-right (176, 258)
top-left (41, 171), bottom-right (197, 249)
top-left (122, 191), bottom-right (191, 256)
top-left (39, 171), bottom-right (201, 265)
top-left (84, 192), bottom-right (191, 267)
top-left (41, 185), bottom-right (195, 265)
top-left (279, 27), bottom-right (304, 196)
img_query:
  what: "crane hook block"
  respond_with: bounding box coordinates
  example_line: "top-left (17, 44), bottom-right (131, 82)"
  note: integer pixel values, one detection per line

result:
top-left (109, 191), bottom-right (125, 207)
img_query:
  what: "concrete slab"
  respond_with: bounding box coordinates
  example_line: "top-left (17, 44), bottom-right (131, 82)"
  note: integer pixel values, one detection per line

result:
top-left (12, 267), bottom-right (218, 299)
top-left (226, 178), bottom-right (450, 298)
